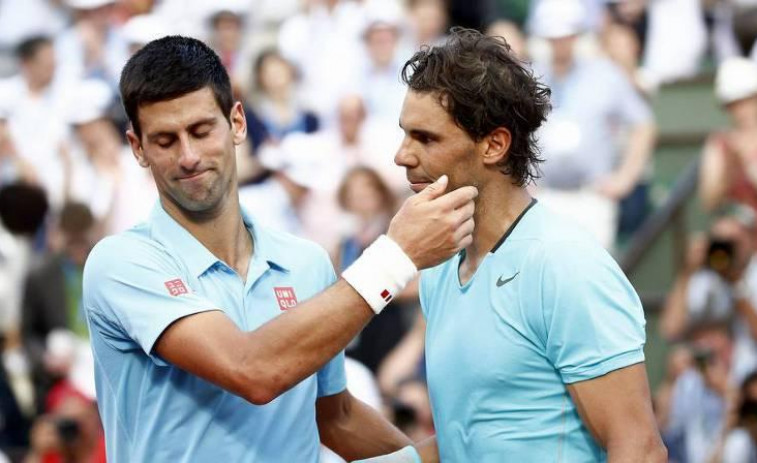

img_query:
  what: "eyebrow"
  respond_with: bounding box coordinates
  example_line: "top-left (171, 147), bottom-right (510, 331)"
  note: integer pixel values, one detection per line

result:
top-left (146, 117), bottom-right (218, 142)
top-left (399, 121), bottom-right (440, 139)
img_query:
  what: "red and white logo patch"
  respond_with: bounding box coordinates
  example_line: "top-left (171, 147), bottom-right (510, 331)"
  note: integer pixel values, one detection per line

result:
top-left (380, 289), bottom-right (393, 303)
top-left (274, 287), bottom-right (298, 310)
top-left (164, 279), bottom-right (189, 297)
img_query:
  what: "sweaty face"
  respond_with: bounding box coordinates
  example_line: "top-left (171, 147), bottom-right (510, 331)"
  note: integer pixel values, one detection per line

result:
top-left (395, 90), bottom-right (481, 193)
top-left (128, 87), bottom-right (245, 217)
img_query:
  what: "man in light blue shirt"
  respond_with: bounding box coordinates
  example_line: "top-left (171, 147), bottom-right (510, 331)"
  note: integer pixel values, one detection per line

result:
top-left (83, 36), bottom-right (478, 462)
top-left (374, 27), bottom-right (666, 462)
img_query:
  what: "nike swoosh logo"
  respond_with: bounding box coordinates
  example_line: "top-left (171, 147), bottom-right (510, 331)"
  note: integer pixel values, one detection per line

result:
top-left (496, 272), bottom-right (519, 287)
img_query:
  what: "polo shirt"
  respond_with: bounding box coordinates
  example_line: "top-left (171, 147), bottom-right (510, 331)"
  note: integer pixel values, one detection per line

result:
top-left (83, 203), bottom-right (346, 462)
top-left (420, 200), bottom-right (646, 461)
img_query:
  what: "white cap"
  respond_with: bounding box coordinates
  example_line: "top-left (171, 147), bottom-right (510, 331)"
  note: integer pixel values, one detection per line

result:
top-left (123, 14), bottom-right (169, 45)
top-left (362, 0), bottom-right (405, 34)
top-left (715, 57), bottom-right (757, 105)
top-left (207, 0), bottom-right (249, 20)
top-left (66, 79), bottom-right (113, 125)
top-left (65, 0), bottom-right (115, 10)
top-left (530, 0), bottom-right (587, 39)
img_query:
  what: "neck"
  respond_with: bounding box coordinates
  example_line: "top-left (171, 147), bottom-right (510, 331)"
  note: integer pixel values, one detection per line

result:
top-left (463, 179), bottom-right (532, 269)
top-left (161, 190), bottom-right (252, 278)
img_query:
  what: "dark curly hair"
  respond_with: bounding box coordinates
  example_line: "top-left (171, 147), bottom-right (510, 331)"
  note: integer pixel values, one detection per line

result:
top-left (401, 28), bottom-right (551, 186)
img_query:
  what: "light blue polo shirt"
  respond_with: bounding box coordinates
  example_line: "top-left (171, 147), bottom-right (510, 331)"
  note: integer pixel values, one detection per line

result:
top-left (420, 200), bottom-right (646, 462)
top-left (82, 203), bottom-right (346, 463)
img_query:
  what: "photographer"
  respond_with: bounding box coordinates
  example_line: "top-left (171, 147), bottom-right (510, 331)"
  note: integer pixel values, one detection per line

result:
top-left (24, 395), bottom-right (104, 463)
top-left (661, 209), bottom-right (757, 382)
top-left (661, 322), bottom-right (737, 463)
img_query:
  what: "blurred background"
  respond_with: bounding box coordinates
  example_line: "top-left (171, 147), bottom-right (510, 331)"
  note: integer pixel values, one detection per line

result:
top-left (0, 0), bottom-right (755, 461)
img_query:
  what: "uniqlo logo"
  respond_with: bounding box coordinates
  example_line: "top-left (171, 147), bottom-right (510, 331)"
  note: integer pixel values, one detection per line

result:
top-left (164, 279), bottom-right (189, 296)
top-left (274, 287), bottom-right (298, 310)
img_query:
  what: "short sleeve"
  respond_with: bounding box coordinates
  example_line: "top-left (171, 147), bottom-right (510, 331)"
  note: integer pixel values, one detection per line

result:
top-left (83, 235), bottom-right (219, 365)
top-left (315, 248), bottom-right (347, 397)
top-left (537, 241), bottom-right (646, 384)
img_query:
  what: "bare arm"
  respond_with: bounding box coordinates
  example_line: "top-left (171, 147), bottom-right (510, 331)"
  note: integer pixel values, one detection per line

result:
top-left (567, 363), bottom-right (667, 462)
top-left (699, 136), bottom-right (729, 211)
top-left (659, 272), bottom-right (692, 341)
top-left (660, 235), bottom-right (706, 341)
top-left (317, 390), bottom-right (410, 460)
top-left (615, 122), bottom-right (657, 194)
top-left (155, 177), bottom-right (477, 405)
top-left (377, 311), bottom-right (426, 395)
top-left (734, 295), bottom-right (757, 341)
top-left (415, 436), bottom-right (440, 463)
top-left (597, 122), bottom-right (656, 199)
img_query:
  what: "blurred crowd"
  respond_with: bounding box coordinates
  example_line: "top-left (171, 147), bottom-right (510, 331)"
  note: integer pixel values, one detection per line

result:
top-left (1, 0), bottom-right (757, 462)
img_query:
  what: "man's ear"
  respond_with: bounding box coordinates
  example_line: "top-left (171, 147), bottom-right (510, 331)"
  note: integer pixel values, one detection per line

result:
top-left (230, 102), bottom-right (247, 145)
top-left (126, 129), bottom-right (149, 168)
top-left (481, 127), bottom-right (512, 166)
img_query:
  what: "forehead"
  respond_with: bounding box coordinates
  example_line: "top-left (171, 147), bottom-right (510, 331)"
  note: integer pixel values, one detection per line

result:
top-left (399, 90), bottom-right (456, 130)
top-left (137, 87), bottom-right (223, 134)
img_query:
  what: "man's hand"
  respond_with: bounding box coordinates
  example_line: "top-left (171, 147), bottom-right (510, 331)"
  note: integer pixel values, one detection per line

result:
top-left (388, 175), bottom-right (477, 269)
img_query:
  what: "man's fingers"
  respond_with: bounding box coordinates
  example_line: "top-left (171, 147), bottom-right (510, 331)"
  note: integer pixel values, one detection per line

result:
top-left (417, 175), bottom-right (449, 200)
top-left (434, 185), bottom-right (478, 210)
top-left (454, 217), bottom-right (475, 245)
top-left (454, 202), bottom-right (475, 225)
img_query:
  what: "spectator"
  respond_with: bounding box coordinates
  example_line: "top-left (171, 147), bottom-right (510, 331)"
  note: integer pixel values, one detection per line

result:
top-left (277, 0), bottom-right (365, 124)
top-left (0, 184), bottom-right (48, 338)
top-left (335, 167), bottom-right (415, 373)
top-left (262, 94), bottom-right (403, 254)
top-left (207, 3), bottom-right (253, 99)
top-left (246, 49), bottom-right (319, 152)
top-left (715, 371), bottom-right (757, 462)
top-left (24, 394), bottom-right (105, 463)
top-left (22, 203), bottom-right (98, 376)
top-left (358, 1), bottom-right (411, 124)
top-left (0, 36), bottom-right (70, 210)
top-left (660, 211), bottom-right (757, 383)
top-left (700, 58), bottom-right (757, 220)
top-left (639, 0), bottom-right (708, 90)
top-left (54, 0), bottom-right (129, 88)
top-left (662, 322), bottom-right (736, 463)
top-left (0, 115), bottom-right (36, 186)
top-left (65, 79), bottom-right (156, 233)
top-left (531, 0), bottom-right (656, 249)
top-left (0, 183), bottom-right (48, 460)
top-left (407, 0), bottom-right (448, 48)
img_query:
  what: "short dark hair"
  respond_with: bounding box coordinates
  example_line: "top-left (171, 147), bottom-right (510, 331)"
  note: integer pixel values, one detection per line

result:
top-left (16, 35), bottom-right (52, 62)
top-left (59, 202), bottom-right (95, 236)
top-left (401, 27), bottom-right (551, 186)
top-left (0, 183), bottom-right (48, 236)
top-left (119, 35), bottom-right (234, 139)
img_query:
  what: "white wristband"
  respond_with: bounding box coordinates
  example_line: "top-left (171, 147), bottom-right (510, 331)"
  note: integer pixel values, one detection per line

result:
top-left (342, 235), bottom-right (418, 314)
top-left (352, 445), bottom-right (422, 463)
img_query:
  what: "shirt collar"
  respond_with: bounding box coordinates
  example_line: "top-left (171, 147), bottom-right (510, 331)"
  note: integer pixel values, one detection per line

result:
top-left (150, 202), bottom-right (292, 278)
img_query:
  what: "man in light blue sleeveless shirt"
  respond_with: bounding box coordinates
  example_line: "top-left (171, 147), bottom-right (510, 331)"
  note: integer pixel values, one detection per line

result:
top-left (366, 28), bottom-right (667, 462)
top-left (83, 36), bottom-right (480, 462)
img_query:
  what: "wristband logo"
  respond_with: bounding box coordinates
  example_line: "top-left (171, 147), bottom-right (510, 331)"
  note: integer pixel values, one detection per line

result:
top-left (274, 286), bottom-right (298, 310)
top-left (380, 289), bottom-right (393, 303)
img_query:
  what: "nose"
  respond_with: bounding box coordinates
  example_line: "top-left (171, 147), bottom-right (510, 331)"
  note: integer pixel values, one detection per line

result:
top-left (177, 136), bottom-right (201, 171)
top-left (394, 136), bottom-right (416, 168)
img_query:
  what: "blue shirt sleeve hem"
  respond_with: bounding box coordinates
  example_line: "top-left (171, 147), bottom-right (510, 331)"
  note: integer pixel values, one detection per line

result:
top-left (561, 349), bottom-right (646, 384)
